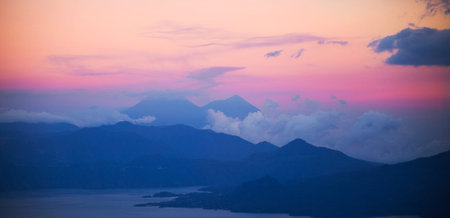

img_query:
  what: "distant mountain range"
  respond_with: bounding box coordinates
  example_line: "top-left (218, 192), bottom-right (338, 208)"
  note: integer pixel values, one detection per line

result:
top-left (123, 95), bottom-right (259, 128)
top-left (0, 122), bottom-right (276, 164)
top-left (1, 121), bottom-right (449, 217)
top-left (0, 122), bottom-right (372, 189)
top-left (141, 150), bottom-right (450, 218)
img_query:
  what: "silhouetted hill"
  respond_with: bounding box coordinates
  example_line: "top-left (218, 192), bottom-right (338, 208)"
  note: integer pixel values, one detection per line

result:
top-left (103, 122), bottom-right (278, 161)
top-left (0, 124), bottom-right (378, 190)
top-left (203, 95), bottom-right (260, 119)
top-left (0, 122), bottom-right (79, 133)
top-left (149, 150), bottom-right (450, 218)
top-left (0, 122), bottom-right (277, 165)
top-left (238, 138), bottom-right (374, 181)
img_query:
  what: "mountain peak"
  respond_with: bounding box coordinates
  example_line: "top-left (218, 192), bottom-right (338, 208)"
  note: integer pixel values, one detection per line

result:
top-left (124, 96), bottom-right (206, 128)
top-left (289, 138), bottom-right (308, 145)
top-left (228, 94), bottom-right (245, 101)
top-left (278, 138), bottom-right (323, 154)
top-left (203, 95), bottom-right (259, 120)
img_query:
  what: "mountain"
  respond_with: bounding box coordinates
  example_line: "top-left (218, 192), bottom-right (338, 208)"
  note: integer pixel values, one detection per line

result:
top-left (123, 97), bottom-right (206, 128)
top-left (123, 95), bottom-right (259, 128)
top-left (0, 122), bottom-right (278, 165)
top-left (203, 95), bottom-right (260, 119)
top-left (150, 150), bottom-right (450, 218)
top-left (238, 138), bottom-right (374, 181)
top-left (103, 122), bottom-right (278, 161)
top-left (0, 122), bottom-right (79, 133)
top-left (0, 125), bottom-right (376, 190)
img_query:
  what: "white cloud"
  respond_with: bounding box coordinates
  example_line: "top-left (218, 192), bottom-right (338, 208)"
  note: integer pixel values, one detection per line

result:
top-left (0, 109), bottom-right (72, 124)
top-left (263, 98), bottom-right (280, 113)
top-left (64, 107), bottom-right (132, 127)
top-left (0, 108), bottom-right (157, 127)
top-left (204, 108), bottom-right (449, 163)
top-left (132, 115), bottom-right (156, 125)
top-left (205, 109), bottom-right (240, 136)
top-left (205, 109), bottom-right (341, 146)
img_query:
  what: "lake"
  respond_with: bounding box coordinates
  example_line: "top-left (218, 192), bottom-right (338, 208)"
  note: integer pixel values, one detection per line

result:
top-left (0, 187), bottom-right (299, 218)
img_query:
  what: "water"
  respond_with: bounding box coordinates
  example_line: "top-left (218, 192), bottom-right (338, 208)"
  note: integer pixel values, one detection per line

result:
top-left (0, 188), bottom-right (297, 218)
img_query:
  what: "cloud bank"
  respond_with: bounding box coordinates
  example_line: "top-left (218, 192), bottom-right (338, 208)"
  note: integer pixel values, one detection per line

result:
top-left (0, 108), bottom-right (156, 127)
top-left (205, 108), bottom-right (449, 163)
top-left (0, 109), bottom-right (72, 124)
top-left (369, 27), bottom-right (450, 66)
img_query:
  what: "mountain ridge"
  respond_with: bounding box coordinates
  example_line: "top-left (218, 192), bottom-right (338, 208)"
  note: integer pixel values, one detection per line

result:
top-left (144, 150), bottom-right (450, 218)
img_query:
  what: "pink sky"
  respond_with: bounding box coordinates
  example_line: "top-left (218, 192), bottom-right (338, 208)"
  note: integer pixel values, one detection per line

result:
top-left (0, 0), bottom-right (449, 110)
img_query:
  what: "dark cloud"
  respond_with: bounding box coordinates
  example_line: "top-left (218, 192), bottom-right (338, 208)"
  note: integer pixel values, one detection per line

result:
top-left (291, 49), bottom-right (305, 59)
top-left (420, 0), bottom-right (450, 18)
top-left (369, 27), bottom-right (450, 66)
top-left (338, 99), bottom-right (347, 105)
top-left (187, 66), bottom-right (245, 85)
top-left (408, 23), bottom-right (418, 28)
top-left (318, 40), bottom-right (349, 46)
top-left (264, 50), bottom-right (282, 58)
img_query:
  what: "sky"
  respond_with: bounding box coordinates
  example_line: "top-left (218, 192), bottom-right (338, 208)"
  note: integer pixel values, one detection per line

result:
top-left (0, 0), bottom-right (449, 163)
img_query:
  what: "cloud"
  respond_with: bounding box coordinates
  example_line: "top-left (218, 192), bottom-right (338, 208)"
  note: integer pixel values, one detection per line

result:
top-left (302, 98), bottom-right (319, 113)
top-left (0, 109), bottom-right (72, 124)
top-left (48, 54), bottom-right (126, 76)
top-left (205, 109), bottom-right (241, 136)
top-left (188, 33), bottom-right (322, 48)
top-left (264, 50), bottom-right (283, 58)
top-left (291, 94), bottom-right (301, 102)
top-left (0, 107), bottom-right (158, 127)
top-left (236, 34), bottom-right (322, 48)
top-left (368, 27), bottom-right (450, 66)
top-left (191, 33), bottom-right (323, 48)
top-left (146, 23), bottom-right (324, 49)
top-left (408, 23), bottom-right (418, 28)
top-left (205, 107), bottom-right (449, 163)
top-left (331, 94), bottom-right (347, 105)
top-left (291, 49), bottom-right (305, 59)
top-left (263, 98), bottom-right (280, 112)
top-left (205, 109), bottom-right (342, 148)
top-left (143, 23), bottom-right (232, 41)
top-left (132, 115), bottom-right (156, 125)
top-left (420, 0), bottom-right (450, 18)
top-left (64, 107), bottom-right (132, 127)
top-left (187, 66), bottom-right (245, 86)
top-left (318, 40), bottom-right (349, 46)
top-left (345, 111), bottom-right (400, 142)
